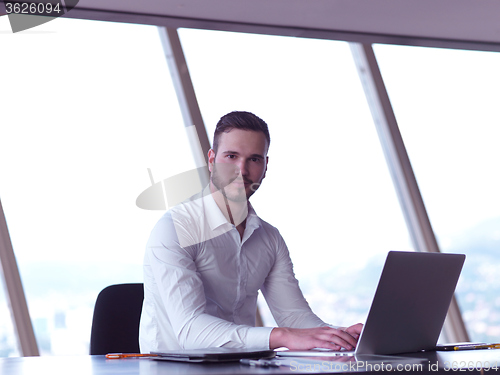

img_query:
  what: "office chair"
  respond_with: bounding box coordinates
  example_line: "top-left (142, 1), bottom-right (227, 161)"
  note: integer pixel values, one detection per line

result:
top-left (89, 283), bottom-right (144, 355)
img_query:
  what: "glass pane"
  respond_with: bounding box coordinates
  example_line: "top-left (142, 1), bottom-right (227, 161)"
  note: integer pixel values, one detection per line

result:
top-left (179, 29), bottom-right (413, 327)
top-left (0, 17), bottom-right (195, 355)
top-left (374, 44), bottom-right (500, 342)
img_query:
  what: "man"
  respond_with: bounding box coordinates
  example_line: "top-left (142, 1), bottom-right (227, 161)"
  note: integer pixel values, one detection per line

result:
top-left (139, 111), bottom-right (362, 352)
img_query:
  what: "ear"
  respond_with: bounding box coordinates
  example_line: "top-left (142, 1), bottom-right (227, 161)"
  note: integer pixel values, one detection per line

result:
top-left (208, 149), bottom-right (216, 172)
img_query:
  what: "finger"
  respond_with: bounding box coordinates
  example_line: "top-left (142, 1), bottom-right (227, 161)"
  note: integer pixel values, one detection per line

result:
top-left (313, 328), bottom-right (357, 349)
top-left (311, 327), bottom-right (359, 350)
top-left (332, 329), bottom-right (358, 348)
top-left (345, 329), bottom-right (360, 339)
top-left (328, 336), bottom-right (355, 350)
top-left (345, 323), bottom-right (363, 336)
top-left (314, 332), bottom-right (354, 350)
top-left (345, 325), bottom-right (362, 340)
top-left (310, 340), bottom-right (341, 351)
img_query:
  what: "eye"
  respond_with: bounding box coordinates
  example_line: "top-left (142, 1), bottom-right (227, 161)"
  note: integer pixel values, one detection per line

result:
top-left (226, 154), bottom-right (236, 159)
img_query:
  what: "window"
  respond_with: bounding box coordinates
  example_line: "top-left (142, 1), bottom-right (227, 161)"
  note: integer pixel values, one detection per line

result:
top-left (0, 17), bottom-right (195, 355)
top-left (179, 29), bottom-right (413, 327)
top-left (0, 284), bottom-right (19, 356)
top-left (374, 44), bottom-right (500, 342)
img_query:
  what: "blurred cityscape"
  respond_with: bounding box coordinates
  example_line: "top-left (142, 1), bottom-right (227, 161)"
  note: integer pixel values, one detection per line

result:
top-left (262, 217), bottom-right (500, 344)
top-left (0, 263), bottom-right (142, 356)
top-left (1, 217), bottom-right (499, 356)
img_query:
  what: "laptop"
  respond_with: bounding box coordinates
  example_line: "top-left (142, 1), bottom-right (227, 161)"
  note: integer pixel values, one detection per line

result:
top-left (151, 348), bottom-right (275, 363)
top-left (278, 251), bottom-right (465, 357)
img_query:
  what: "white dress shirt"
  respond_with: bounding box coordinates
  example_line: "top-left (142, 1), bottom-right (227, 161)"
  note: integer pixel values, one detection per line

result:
top-left (139, 188), bottom-right (327, 352)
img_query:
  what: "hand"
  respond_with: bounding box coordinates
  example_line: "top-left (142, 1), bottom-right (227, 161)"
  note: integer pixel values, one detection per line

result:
top-left (342, 323), bottom-right (363, 340)
top-left (269, 326), bottom-right (360, 351)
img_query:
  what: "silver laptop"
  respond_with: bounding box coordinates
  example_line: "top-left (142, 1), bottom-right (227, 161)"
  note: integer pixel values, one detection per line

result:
top-left (279, 251), bottom-right (465, 357)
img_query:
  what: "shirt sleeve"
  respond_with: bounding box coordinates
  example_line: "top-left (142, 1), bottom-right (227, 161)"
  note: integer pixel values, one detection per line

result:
top-left (260, 231), bottom-right (329, 329)
top-left (145, 212), bottom-right (273, 350)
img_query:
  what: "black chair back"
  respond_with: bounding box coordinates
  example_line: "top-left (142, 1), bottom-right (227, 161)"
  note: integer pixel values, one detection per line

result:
top-left (89, 283), bottom-right (144, 355)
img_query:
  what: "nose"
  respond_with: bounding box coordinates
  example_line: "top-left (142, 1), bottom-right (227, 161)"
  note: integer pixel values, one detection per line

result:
top-left (237, 160), bottom-right (249, 177)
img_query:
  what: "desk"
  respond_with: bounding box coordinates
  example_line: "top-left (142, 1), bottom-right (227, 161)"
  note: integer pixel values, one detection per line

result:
top-left (1, 351), bottom-right (500, 375)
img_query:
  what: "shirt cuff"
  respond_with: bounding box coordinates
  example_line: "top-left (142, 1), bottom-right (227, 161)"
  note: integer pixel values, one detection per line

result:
top-left (246, 327), bottom-right (274, 349)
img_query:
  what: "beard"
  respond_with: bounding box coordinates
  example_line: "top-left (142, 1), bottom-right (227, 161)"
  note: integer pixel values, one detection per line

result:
top-left (211, 163), bottom-right (259, 202)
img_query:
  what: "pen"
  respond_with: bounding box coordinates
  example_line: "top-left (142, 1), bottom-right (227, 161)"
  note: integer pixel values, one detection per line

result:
top-left (453, 344), bottom-right (500, 351)
top-left (240, 358), bottom-right (282, 367)
top-left (106, 353), bottom-right (159, 359)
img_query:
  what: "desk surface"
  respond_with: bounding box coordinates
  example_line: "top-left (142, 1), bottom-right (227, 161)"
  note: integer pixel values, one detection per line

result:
top-left (1, 351), bottom-right (500, 375)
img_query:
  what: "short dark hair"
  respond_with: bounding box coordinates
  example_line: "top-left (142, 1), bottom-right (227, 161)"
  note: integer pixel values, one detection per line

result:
top-left (212, 111), bottom-right (271, 154)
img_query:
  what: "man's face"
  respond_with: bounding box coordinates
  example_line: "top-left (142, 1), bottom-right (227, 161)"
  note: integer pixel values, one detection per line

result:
top-left (208, 129), bottom-right (268, 202)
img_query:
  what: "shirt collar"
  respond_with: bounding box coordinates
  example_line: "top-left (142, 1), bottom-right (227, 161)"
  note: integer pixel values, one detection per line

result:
top-left (245, 203), bottom-right (261, 232)
top-left (201, 186), bottom-right (261, 232)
